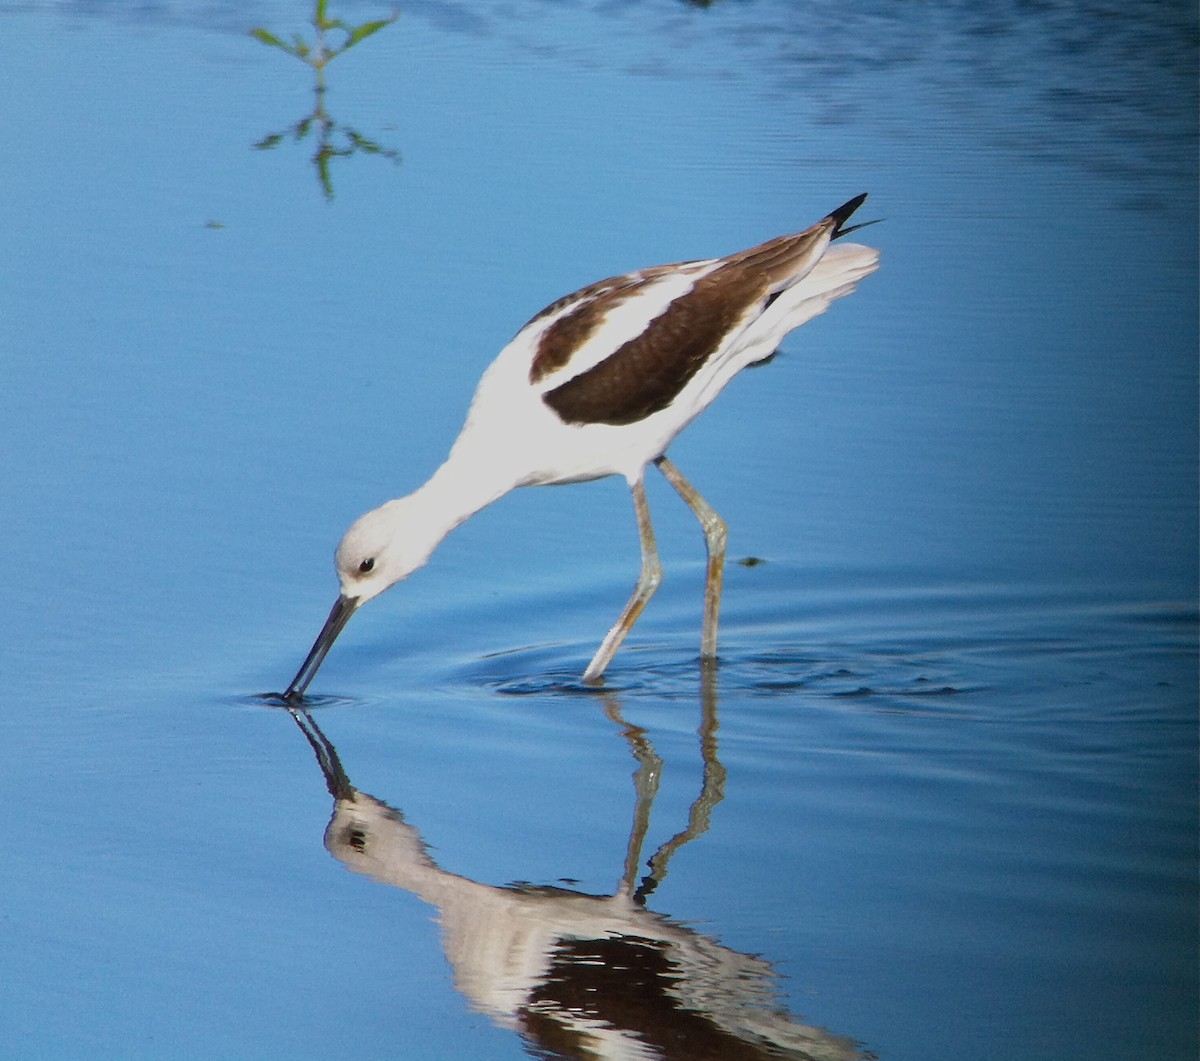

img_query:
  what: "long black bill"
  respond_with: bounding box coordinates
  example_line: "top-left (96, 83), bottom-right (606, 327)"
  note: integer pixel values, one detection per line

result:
top-left (283, 594), bottom-right (359, 701)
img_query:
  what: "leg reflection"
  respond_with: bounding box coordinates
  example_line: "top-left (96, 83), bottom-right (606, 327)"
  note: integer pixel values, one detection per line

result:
top-left (601, 660), bottom-right (728, 906)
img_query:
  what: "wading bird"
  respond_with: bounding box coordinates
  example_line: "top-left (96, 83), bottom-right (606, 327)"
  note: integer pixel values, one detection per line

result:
top-left (284, 195), bottom-right (879, 698)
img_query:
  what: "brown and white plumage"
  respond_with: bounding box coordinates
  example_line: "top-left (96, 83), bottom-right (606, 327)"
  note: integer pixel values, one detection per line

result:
top-left (284, 194), bottom-right (880, 698)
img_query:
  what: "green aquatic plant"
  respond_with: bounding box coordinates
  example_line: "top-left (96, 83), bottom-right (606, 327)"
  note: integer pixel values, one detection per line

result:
top-left (250, 0), bottom-right (398, 76)
top-left (250, 0), bottom-right (400, 201)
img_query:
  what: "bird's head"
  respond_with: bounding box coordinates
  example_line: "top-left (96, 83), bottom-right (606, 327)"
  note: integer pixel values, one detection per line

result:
top-left (284, 498), bottom-right (442, 701)
top-left (334, 502), bottom-right (411, 605)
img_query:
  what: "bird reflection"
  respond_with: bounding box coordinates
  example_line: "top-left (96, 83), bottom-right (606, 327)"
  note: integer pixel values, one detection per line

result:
top-left (286, 680), bottom-right (871, 1061)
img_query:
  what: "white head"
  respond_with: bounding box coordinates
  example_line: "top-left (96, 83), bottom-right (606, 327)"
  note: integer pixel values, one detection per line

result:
top-left (333, 498), bottom-right (440, 605)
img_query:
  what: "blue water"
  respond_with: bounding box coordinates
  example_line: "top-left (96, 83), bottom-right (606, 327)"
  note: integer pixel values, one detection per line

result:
top-left (2, 2), bottom-right (1196, 1058)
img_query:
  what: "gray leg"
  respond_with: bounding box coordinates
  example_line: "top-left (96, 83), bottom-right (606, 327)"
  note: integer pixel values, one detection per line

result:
top-left (655, 456), bottom-right (727, 660)
top-left (582, 477), bottom-right (662, 683)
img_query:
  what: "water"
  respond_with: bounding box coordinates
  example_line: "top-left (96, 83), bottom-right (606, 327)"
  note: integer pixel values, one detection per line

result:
top-left (2, 2), bottom-right (1196, 1058)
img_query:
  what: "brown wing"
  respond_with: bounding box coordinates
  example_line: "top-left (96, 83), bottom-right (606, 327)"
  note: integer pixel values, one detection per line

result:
top-left (542, 216), bottom-right (841, 427)
top-left (528, 265), bottom-right (681, 385)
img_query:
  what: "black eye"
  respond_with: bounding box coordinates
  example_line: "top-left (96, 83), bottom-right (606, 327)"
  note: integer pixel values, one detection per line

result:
top-left (358, 558), bottom-right (375, 574)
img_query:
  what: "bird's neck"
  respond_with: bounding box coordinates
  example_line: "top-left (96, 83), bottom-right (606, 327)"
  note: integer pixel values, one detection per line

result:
top-left (392, 439), bottom-right (525, 566)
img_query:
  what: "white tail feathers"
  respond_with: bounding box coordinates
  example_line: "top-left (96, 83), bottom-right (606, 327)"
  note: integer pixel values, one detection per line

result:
top-left (738, 241), bottom-right (879, 367)
top-left (776, 242), bottom-right (880, 328)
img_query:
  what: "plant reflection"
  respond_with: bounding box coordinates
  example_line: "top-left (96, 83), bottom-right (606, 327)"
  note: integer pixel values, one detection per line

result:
top-left (250, 0), bottom-right (400, 201)
top-left (286, 677), bottom-right (871, 1061)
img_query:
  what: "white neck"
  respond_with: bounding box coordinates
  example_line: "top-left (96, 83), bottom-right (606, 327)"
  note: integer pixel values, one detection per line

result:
top-left (376, 435), bottom-right (528, 578)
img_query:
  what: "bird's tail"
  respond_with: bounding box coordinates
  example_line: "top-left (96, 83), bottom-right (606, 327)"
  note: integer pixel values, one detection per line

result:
top-left (736, 241), bottom-right (879, 370)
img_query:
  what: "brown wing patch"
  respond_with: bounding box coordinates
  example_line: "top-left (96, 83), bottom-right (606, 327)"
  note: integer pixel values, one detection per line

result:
top-left (527, 265), bottom-right (680, 384)
top-left (538, 214), bottom-right (840, 427)
top-left (542, 266), bottom-right (767, 426)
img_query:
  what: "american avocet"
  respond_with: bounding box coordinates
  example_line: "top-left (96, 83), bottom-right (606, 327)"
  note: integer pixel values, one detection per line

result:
top-left (284, 195), bottom-right (879, 698)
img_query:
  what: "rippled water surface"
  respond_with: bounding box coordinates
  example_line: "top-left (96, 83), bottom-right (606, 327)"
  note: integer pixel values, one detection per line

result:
top-left (3, 2), bottom-right (1196, 1058)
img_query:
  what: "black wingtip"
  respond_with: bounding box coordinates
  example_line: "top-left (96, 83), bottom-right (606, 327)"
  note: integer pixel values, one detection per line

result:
top-left (828, 193), bottom-right (882, 239)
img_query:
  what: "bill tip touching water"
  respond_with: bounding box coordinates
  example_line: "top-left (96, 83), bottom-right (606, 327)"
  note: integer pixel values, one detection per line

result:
top-left (283, 194), bottom-right (880, 701)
